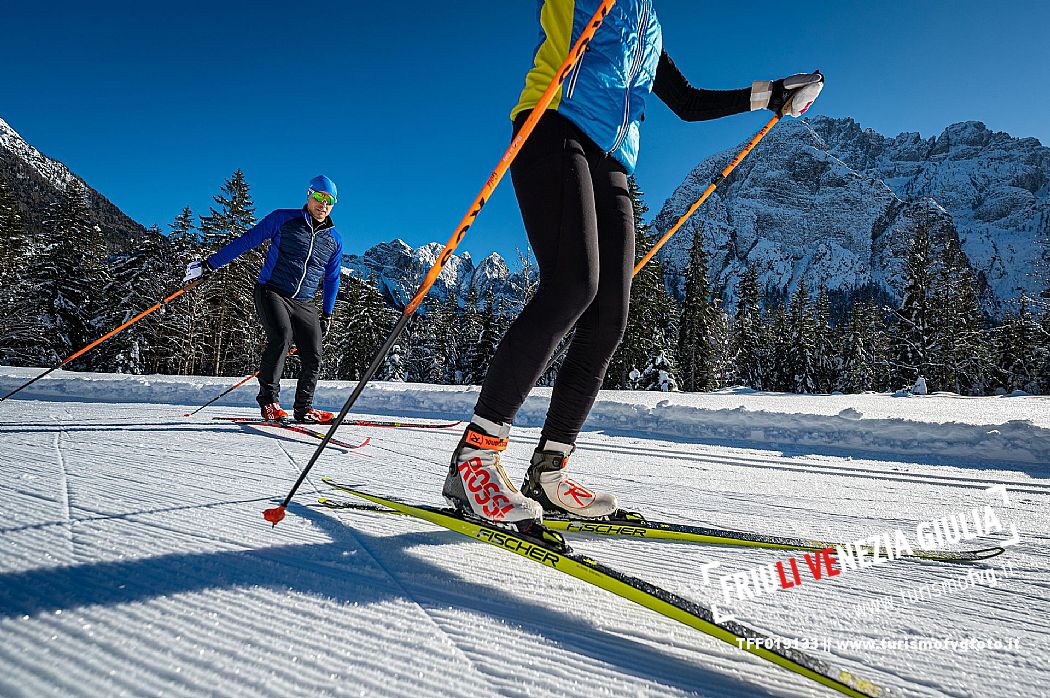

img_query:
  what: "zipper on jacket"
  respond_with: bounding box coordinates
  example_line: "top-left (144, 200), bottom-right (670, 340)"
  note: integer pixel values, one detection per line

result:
top-left (566, 43), bottom-right (587, 100)
top-left (293, 211), bottom-right (331, 298)
top-left (608, 0), bottom-right (650, 156)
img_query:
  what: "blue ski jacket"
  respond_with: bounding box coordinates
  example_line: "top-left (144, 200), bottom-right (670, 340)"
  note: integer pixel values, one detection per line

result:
top-left (207, 208), bottom-right (343, 315)
top-left (511, 0), bottom-right (662, 174)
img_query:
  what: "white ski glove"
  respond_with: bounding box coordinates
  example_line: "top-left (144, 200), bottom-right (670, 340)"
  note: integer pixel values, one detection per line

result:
top-left (183, 260), bottom-right (212, 284)
top-left (750, 71), bottom-right (824, 117)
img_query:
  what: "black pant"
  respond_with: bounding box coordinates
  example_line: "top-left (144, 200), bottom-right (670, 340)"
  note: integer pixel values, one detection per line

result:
top-left (253, 284), bottom-right (323, 413)
top-left (475, 112), bottom-right (634, 444)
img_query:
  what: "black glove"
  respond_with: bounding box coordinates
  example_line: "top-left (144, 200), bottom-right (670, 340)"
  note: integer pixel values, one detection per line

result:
top-left (751, 71), bottom-right (824, 117)
top-left (321, 313), bottom-right (333, 339)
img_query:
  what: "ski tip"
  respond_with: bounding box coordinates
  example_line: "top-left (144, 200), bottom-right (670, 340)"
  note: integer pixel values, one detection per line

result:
top-left (263, 505), bottom-right (287, 527)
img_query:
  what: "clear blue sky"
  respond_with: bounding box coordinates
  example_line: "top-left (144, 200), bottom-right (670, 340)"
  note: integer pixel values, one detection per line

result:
top-left (4, 1), bottom-right (1048, 264)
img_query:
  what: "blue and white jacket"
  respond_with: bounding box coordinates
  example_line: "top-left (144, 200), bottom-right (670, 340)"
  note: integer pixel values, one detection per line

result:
top-left (511, 0), bottom-right (662, 174)
top-left (207, 208), bottom-right (343, 315)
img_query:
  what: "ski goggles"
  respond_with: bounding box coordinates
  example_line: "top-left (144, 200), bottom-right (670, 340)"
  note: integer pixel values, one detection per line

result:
top-left (309, 190), bottom-right (336, 206)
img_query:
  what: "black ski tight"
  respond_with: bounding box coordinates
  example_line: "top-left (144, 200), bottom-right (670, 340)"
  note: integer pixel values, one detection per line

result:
top-left (253, 283), bottom-right (322, 412)
top-left (475, 111), bottom-right (634, 444)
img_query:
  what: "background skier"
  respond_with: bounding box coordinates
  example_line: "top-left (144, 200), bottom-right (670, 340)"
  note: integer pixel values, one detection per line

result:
top-left (183, 175), bottom-right (344, 424)
top-left (442, 0), bottom-right (824, 530)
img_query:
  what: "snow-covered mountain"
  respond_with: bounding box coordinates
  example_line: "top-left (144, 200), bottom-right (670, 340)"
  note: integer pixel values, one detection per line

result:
top-left (345, 238), bottom-right (532, 311)
top-left (653, 117), bottom-right (1049, 316)
top-left (0, 116), bottom-right (145, 246)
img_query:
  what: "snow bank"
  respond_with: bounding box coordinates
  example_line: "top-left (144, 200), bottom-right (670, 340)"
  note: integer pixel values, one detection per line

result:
top-left (2, 366), bottom-right (1048, 469)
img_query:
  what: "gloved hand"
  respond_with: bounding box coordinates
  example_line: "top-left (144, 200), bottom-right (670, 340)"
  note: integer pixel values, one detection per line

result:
top-left (183, 259), bottom-right (212, 284)
top-left (751, 71), bottom-right (824, 117)
top-left (321, 313), bottom-right (333, 339)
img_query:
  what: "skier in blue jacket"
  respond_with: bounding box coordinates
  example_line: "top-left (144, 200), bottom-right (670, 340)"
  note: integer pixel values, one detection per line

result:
top-left (183, 175), bottom-right (344, 423)
top-left (442, 0), bottom-right (824, 531)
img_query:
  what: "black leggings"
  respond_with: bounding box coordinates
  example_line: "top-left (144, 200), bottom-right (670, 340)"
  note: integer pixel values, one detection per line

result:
top-left (253, 284), bottom-right (322, 412)
top-left (475, 111), bottom-right (634, 444)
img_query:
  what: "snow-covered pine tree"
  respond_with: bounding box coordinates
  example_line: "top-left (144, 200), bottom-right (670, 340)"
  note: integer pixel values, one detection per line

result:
top-left (466, 290), bottom-right (503, 385)
top-left (766, 304), bottom-right (791, 392)
top-left (709, 302), bottom-right (735, 389)
top-left (787, 278), bottom-right (817, 393)
top-left (995, 299), bottom-right (1044, 393)
top-left (401, 312), bottom-right (432, 383)
top-left (732, 266), bottom-right (764, 389)
top-left (162, 207), bottom-right (210, 375)
top-left (838, 300), bottom-right (891, 393)
top-left (605, 176), bottom-right (678, 390)
top-left (675, 228), bottom-right (716, 391)
top-left (456, 286), bottom-right (483, 384)
top-left (634, 349), bottom-right (679, 391)
top-left (0, 176), bottom-right (35, 364)
top-left (435, 291), bottom-right (463, 383)
top-left (892, 212), bottom-right (935, 389)
top-left (14, 180), bottom-right (110, 367)
top-left (0, 176), bottom-right (30, 288)
top-left (812, 283), bottom-right (836, 392)
top-left (336, 274), bottom-right (394, 381)
top-left (930, 236), bottom-right (990, 394)
top-left (197, 170), bottom-right (259, 376)
top-left (97, 226), bottom-right (179, 374)
top-left (407, 294), bottom-right (460, 384)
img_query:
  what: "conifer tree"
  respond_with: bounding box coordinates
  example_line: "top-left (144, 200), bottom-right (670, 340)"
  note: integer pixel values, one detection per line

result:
top-left (996, 299), bottom-right (1044, 393)
top-left (0, 177), bottom-right (35, 363)
top-left (161, 207), bottom-right (209, 374)
top-left (839, 300), bottom-right (890, 392)
top-left (0, 177), bottom-right (30, 288)
top-left (98, 226), bottom-right (178, 373)
top-left (732, 266), bottom-right (764, 389)
top-left (930, 237), bottom-right (990, 393)
top-left (456, 286), bottom-right (483, 383)
top-left (787, 279), bottom-right (817, 393)
top-left (606, 177), bottom-right (678, 389)
top-left (336, 274), bottom-right (394, 381)
top-left (16, 180), bottom-right (111, 367)
top-left (893, 215), bottom-right (935, 388)
top-left (676, 228), bottom-right (716, 391)
top-left (466, 290), bottom-right (504, 385)
top-left (812, 283), bottom-right (836, 392)
top-left (766, 305), bottom-right (791, 392)
top-left (197, 170), bottom-right (259, 376)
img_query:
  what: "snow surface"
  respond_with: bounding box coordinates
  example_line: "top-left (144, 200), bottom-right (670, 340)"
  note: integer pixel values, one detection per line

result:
top-left (1, 368), bottom-right (1048, 697)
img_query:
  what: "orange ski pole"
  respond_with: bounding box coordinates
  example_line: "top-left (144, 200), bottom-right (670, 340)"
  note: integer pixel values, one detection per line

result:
top-left (634, 114), bottom-right (780, 275)
top-left (264, 0), bottom-right (619, 526)
top-left (1, 279), bottom-right (202, 401)
top-left (184, 347), bottom-right (298, 416)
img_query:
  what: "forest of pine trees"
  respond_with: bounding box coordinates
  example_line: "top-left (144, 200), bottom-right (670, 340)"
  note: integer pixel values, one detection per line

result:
top-left (0, 172), bottom-right (1047, 395)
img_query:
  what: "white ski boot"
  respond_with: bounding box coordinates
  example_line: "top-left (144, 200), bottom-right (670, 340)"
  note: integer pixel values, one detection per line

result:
top-left (443, 415), bottom-right (543, 525)
top-left (521, 438), bottom-right (619, 519)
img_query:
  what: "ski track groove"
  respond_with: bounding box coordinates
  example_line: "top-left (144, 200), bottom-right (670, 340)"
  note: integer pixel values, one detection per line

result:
top-left (315, 508), bottom-right (493, 692)
top-left (3, 400), bottom-right (1048, 696)
top-left (50, 430), bottom-right (75, 560)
